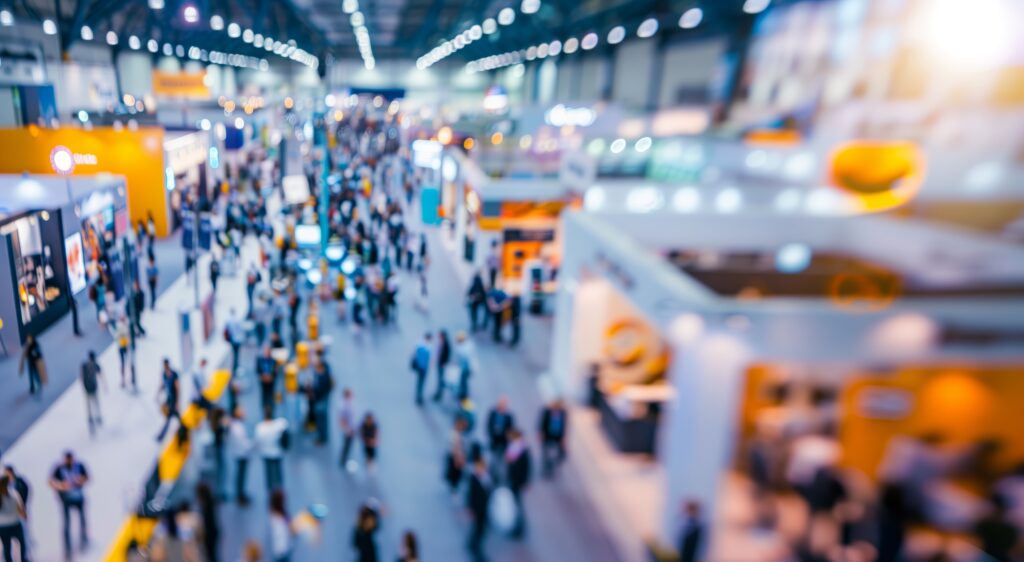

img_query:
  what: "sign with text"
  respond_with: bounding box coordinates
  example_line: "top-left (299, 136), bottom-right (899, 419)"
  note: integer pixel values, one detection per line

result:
top-left (153, 71), bottom-right (210, 98)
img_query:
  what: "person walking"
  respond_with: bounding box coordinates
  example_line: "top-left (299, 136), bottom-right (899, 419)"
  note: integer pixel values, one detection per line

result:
top-left (209, 408), bottom-right (229, 499)
top-left (338, 388), bottom-right (357, 471)
top-left (409, 333), bottom-right (432, 405)
top-left (508, 295), bottom-right (522, 347)
top-left (351, 504), bottom-right (379, 562)
top-left (245, 264), bottom-right (262, 318)
top-left (131, 281), bottom-right (147, 337)
top-left (432, 330), bottom-right (451, 402)
top-left (359, 413), bottom-right (379, 473)
top-left (485, 240), bottom-right (501, 289)
top-left (466, 272), bottom-right (487, 332)
top-left (209, 257), bottom-right (221, 296)
top-left (80, 351), bottom-right (105, 434)
top-left (504, 428), bottom-right (532, 538)
top-left (225, 310), bottom-right (244, 376)
top-left (114, 316), bottom-right (130, 384)
top-left (1, 467), bottom-right (28, 562)
top-left (0, 475), bottom-right (28, 562)
top-left (146, 258), bottom-right (159, 310)
top-left (465, 456), bottom-right (492, 562)
top-left (486, 397), bottom-right (515, 459)
top-left (538, 400), bottom-right (568, 477)
top-left (453, 332), bottom-right (478, 401)
top-left (227, 406), bottom-right (253, 506)
top-left (306, 361), bottom-right (334, 445)
top-left (267, 490), bottom-right (293, 562)
top-left (256, 346), bottom-right (278, 415)
top-left (156, 359), bottom-right (182, 442)
top-left (677, 501), bottom-right (705, 562)
top-left (445, 417), bottom-right (469, 497)
top-left (396, 531), bottom-right (418, 562)
top-left (18, 335), bottom-right (45, 397)
top-left (195, 483), bottom-right (220, 562)
top-left (255, 407), bottom-right (288, 491)
top-left (486, 286), bottom-right (509, 344)
top-left (49, 451), bottom-right (89, 557)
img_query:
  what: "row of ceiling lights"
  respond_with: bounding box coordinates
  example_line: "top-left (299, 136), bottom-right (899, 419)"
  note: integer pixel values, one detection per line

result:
top-left (416, 0), bottom-right (542, 70)
top-left (209, 14), bottom-right (319, 68)
top-left (466, 0), bottom-right (771, 74)
top-left (342, 0), bottom-right (375, 69)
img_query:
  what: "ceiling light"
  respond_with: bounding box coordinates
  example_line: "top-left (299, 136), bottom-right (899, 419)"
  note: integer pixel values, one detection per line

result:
top-left (210, 15), bottom-right (224, 30)
top-left (537, 43), bottom-right (549, 57)
top-left (0, 10), bottom-right (12, 26)
top-left (182, 4), bottom-right (199, 23)
top-left (635, 137), bottom-right (652, 152)
top-left (80, 25), bottom-right (93, 40)
top-left (175, 44), bottom-right (185, 57)
top-left (42, 19), bottom-right (57, 35)
top-left (607, 26), bottom-right (625, 44)
top-left (469, 24), bottom-right (482, 40)
top-left (548, 39), bottom-right (562, 55)
top-left (351, 11), bottom-right (365, 26)
top-left (343, 0), bottom-right (359, 14)
top-left (637, 17), bottom-right (658, 38)
top-left (563, 37), bottom-right (578, 53)
top-left (521, 0), bottom-right (540, 15)
top-left (715, 188), bottom-right (743, 213)
top-left (679, 7), bottom-right (703, 29)
top-left (497, 7), bottom-right (515, 25)
top-left (254, 35), bottom-right (264, 47)
top-left (242, 29), bottom-right (253, 42)
top-left (128, 35), bottom-right (141, 49)
top-left (526, 46), bottom-right (537, 60)
top-left (163, 43), bottom-right (172, 55)
top-left (148, 0), bottom-right (165, 8)
top-left (106, 31), bottom-right (118, 45)
top-left (581, 32), bottom-right (598, 50)
top-left (673, 187), bottom-right (701, 212)
top-left (610, 138), bottom-right (626, 153)
top-left (188, 46), bottom-right (200, 59)
top-left (482, 18), bottom-right (497, 34)
top-left (147, 38), bottom-right (158, 52)
top-left (227, 22), bottom-right (241, 38)
top-left (743, 0), bottom-right (771, 14)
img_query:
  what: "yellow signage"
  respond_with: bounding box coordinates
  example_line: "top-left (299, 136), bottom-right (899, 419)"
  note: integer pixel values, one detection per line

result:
top-left (152, 71), bottom-right (210, 98)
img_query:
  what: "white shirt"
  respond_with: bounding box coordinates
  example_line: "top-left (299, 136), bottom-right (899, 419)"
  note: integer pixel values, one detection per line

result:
top-left (455, 340), bottom-right (479, 373)
top-left (228, 419), bottom-right (253, 459)
top-left (254, 418), bottom-right (288, 459)
top-left (269, 512), bottom-right (292, 558)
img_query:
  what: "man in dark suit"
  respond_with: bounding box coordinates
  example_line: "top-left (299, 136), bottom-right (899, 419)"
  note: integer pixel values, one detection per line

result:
top-left (486, 396), bottom-right (515, 457)
top-left (537, 399), bottom-right (568, 477)
top-left (678, 501), bottom-right (705, 562)
top-left (505, 428), bottom-right (532, 539)
top-left (465, 457), bottom-right (492, 562)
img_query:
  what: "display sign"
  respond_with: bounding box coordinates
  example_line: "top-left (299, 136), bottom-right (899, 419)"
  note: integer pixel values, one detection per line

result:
top-left (412, 140), bottom-right (442, 170)
top-left (64, 233), bottom-right (87, 295)
top-left (282, 174), bottom-right (311, 205)
top-left (559, 150), bottom-right (596, 190)
top-left (294, 224), bottom-right (322, 248)
top-left (856, 387), bottom-right (914, 420)
top-left (152, 71), bottom-right (210, 98)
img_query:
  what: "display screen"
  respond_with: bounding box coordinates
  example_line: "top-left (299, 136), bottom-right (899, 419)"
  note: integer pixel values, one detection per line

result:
top-left (64, 232), bottom-right (87, 295)
top-left (294, 224), bottom-right (322, 248)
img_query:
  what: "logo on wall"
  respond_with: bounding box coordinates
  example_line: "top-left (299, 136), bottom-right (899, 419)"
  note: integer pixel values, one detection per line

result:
top-left (50, 145), bottom-right (98, 175)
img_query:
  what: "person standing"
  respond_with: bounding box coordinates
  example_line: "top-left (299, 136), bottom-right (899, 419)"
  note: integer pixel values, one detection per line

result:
top-left (677, 501), bottom-right (705, 562)
top-left (80, 351), bottom-right (105, 434)
top-left (49, 451), bottom-right (89, 557)
top-left (409, 333), bottom-right (432, 405)
top-left (306, 361), bottom-right (334, 445)
top-left (18, 334), bottom-right (45, 397)
top-left (196, 482), bottom-right (220, 562)
top-left (2, 466), bottom-right (28, 562)
top-left (0, 475), bottom-right (28, 562)
top-left (225, 310), bottom-right (244, 376)
top-left (209, 258), bottom-right (221, 296)
top-left (245, 264), bottom-right (262, 318)
top-left (114, 316), bottom-right (130, 384)
top-left (445, 417), bottom-right (469, 496)
top-left (155, 359), bottom-right (182, 442)
top-left (351, 504), bottom-right (380, 562)
top-left (538, 400), bottom-right (568, 477)
top-left (396, 531), bottom-right (418, 562)
top-left (466, 272), bottom-right (487, 332)
top-left (485, 240), bottom-right (501, 289)
top-left (255, 407), bottom-right (288, 491)
top-left (508, 295), bottom-right (522, 347)
top-left (209, 408), bottom-right (229, 499)
top-left (505, 428), bottom-right (532, 538)
top-left (146, 258), bottom-right (159, 310)
top-left (338, 388), bottom-right (357, 471)
top-left (228, 406), bottom-right (253, 506)
top-left (256, 346), bottom-right (278, 414)
top-left (453, 332), bottom-right (478, 401)
top-left (131, 281), bottom-right (147, 337)
top-left (359, 413), bottom-right (379, 473)
top-left (486, 286), bottom-right (509, 344)
top-left (432, 330), bottom-right (451, 402)
top-left (267, 490), bottom-right (293, 562)
top-left (486, 397), bottom-right (515, 459)
top-left (465, 456), bottom-right (492, 562)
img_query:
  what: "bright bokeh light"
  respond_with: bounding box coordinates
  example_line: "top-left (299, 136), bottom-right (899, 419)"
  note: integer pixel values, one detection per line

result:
top-left (128, 35), bottom-right (141, 50)
top-left (635, 137), bottom-right (652, 153)
top-left (80, 25), bottom-right (93, 40)
top-left (42, 19), bottom-right (57, 35)
top-left (463, 137), bottom-right (475, 150)
top-left (775, 243), bottom-right (813, 273)
top-left (921, 0), bottom-right (1013, 67)
top-left (490, 132), bottom-right (503, 145)
top-left (498, 7), bottom-right (516, 25)
top-left (182, 4), bottom-right (199, 23)
top-left (200, 119), bottom-right (211, 131)
top-left (210, 15), bottom-right (224, 30)
top-left (607, 26), bottom-right (625, 45)
top-left (637, 18), bottom-right (659, 38)
top-left (437, 126), bottom-right (453, 145)
top-left (521, 0), bottom-right (540, 15)
top-left (715, 188), bottom-right (743, 213)
top-left (610, 138), bottom-right (626, 153)
top-left (679, 8), bottom-right (703, 29)
top-left (743, 0), bottom-right (771, 14)
top-left (626, 187), bottom-right (665, 213)
top-left (584, 187), bottom-right (606, 211)
top-left (774, 188), bottom-right (802, 212)
top-left (482, 18), bottom-right (497, 34)
top-left (581, 33), bottom-right (598, 50)
top-left (106, 31), bottom-right (118, 45)
top-left (673, 187), bottom-right (701, 212)
top-left (0, 10), bottom-right (13, 26)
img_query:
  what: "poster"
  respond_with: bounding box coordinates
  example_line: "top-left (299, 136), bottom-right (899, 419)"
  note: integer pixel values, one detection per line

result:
top-left (64, 233), bottom-right (87, 295)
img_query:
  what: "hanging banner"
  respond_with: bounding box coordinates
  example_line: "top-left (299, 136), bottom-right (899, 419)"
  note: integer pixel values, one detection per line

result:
top-left (152, 71), bottom-right (210, 98)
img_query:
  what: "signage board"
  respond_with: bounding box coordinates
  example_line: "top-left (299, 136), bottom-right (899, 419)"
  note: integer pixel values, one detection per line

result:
top-left (64, 233), bottom-right (87, 295)
top-left (153, 71), bottom-right (210, 98)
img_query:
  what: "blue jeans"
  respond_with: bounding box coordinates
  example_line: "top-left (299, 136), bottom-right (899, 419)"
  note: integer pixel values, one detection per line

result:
top-left (60, 496), bottom-right (87, 555)
top-left (0, 522), bottom-right (27, 562)
top-left (27, 364), bottom-right (41, 394)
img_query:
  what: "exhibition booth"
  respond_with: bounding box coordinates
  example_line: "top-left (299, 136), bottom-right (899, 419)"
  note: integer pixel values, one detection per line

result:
top-left (0, 174), bottom-right (128, 351)
top-left (549, 211), bottom-right (1024, 561)
top-left (164, 130), bottom-right (213, 230)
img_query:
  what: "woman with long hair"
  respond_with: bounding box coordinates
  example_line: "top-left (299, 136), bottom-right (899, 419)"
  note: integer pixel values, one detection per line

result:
top-left (0, 475), bottom-right (28, 562)
top-left (397, 530), bottom-right (418, 562)
top-left (350, 504), bottom-right (379, 562)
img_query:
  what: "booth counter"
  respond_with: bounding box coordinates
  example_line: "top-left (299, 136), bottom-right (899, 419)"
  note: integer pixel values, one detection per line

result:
top-left (548, 210), bottom-right (1024, 561)
top-left (0, 174), bottom-right (128, 351)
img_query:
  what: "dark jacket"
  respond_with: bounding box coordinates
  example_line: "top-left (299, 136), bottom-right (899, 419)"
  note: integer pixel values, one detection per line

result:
top-left (678, 518), bottom-right (704, 562)
top-left (538, 408), bottom-right (567, 442)
top-left (486, 410), bottom-right (515, 450)
top-left (351, 527), bottom-right (379, 562)
top-left (466, 471), bottom-right (491, 520)
top-left (506, 446), bottom-right (532, 493)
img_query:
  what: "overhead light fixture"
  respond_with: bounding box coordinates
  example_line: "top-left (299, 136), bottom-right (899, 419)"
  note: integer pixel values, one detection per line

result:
top-left (637, 17), bottom-right (658, 38)
top-left (106, 30), bottom-right (118, 45)
top-left (607, 25), bottom-right (625, 44)
top-left (482, 18), bottom-right (497, 34)
top-left (128, 35), bottom-right (141, 49)
top-left (147, 38), bottom-right (158, 52)
top-left (42, 19), bottom-right (57, 35)
top-left (563, 37), bottom-right (579, 53)
top-left (175, 44), bottom-right (185, 57)
top-left (0, 10), bottom-right (13, 26)
top-left (350, 11), bottom-right (365, 26)
top-left (581, 32), bottom-right (598, 50)
top-left (743, 0), bottom-right (771, 14)
top-left (242, 29), bottom-right (254, 42)
top-left (182, 4), bottom-right (199, 23)
top-left (343, 0), bottom-right (359, 14)
top-left (679, 7), bottom-right (703, 29)
top-left (148, 0), bottom-right (165, 8)
top-left (227, 22), bottom-right (241, 38)
top-left (80, 25), bottom-right (93, 40)
top-left (497, 7), bottom-right (515, 25)
top-left (469, 24), bottom-right (482, 40)
top-left (521, 0), bottom-right (540, 15)
top-left (210, 15), bottom-right (224, 30)
top-left (548, 40), bottom-right (562, 55)
top-left (635, 137), bottom-right (653, 152)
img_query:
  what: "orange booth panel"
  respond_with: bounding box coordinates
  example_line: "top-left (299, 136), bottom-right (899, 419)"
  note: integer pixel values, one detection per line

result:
top-left (0, 126), bottom-right (169, 236)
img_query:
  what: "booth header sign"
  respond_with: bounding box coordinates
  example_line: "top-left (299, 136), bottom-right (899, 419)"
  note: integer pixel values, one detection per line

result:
top-left (153, 71), bottom-right (210, 98)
